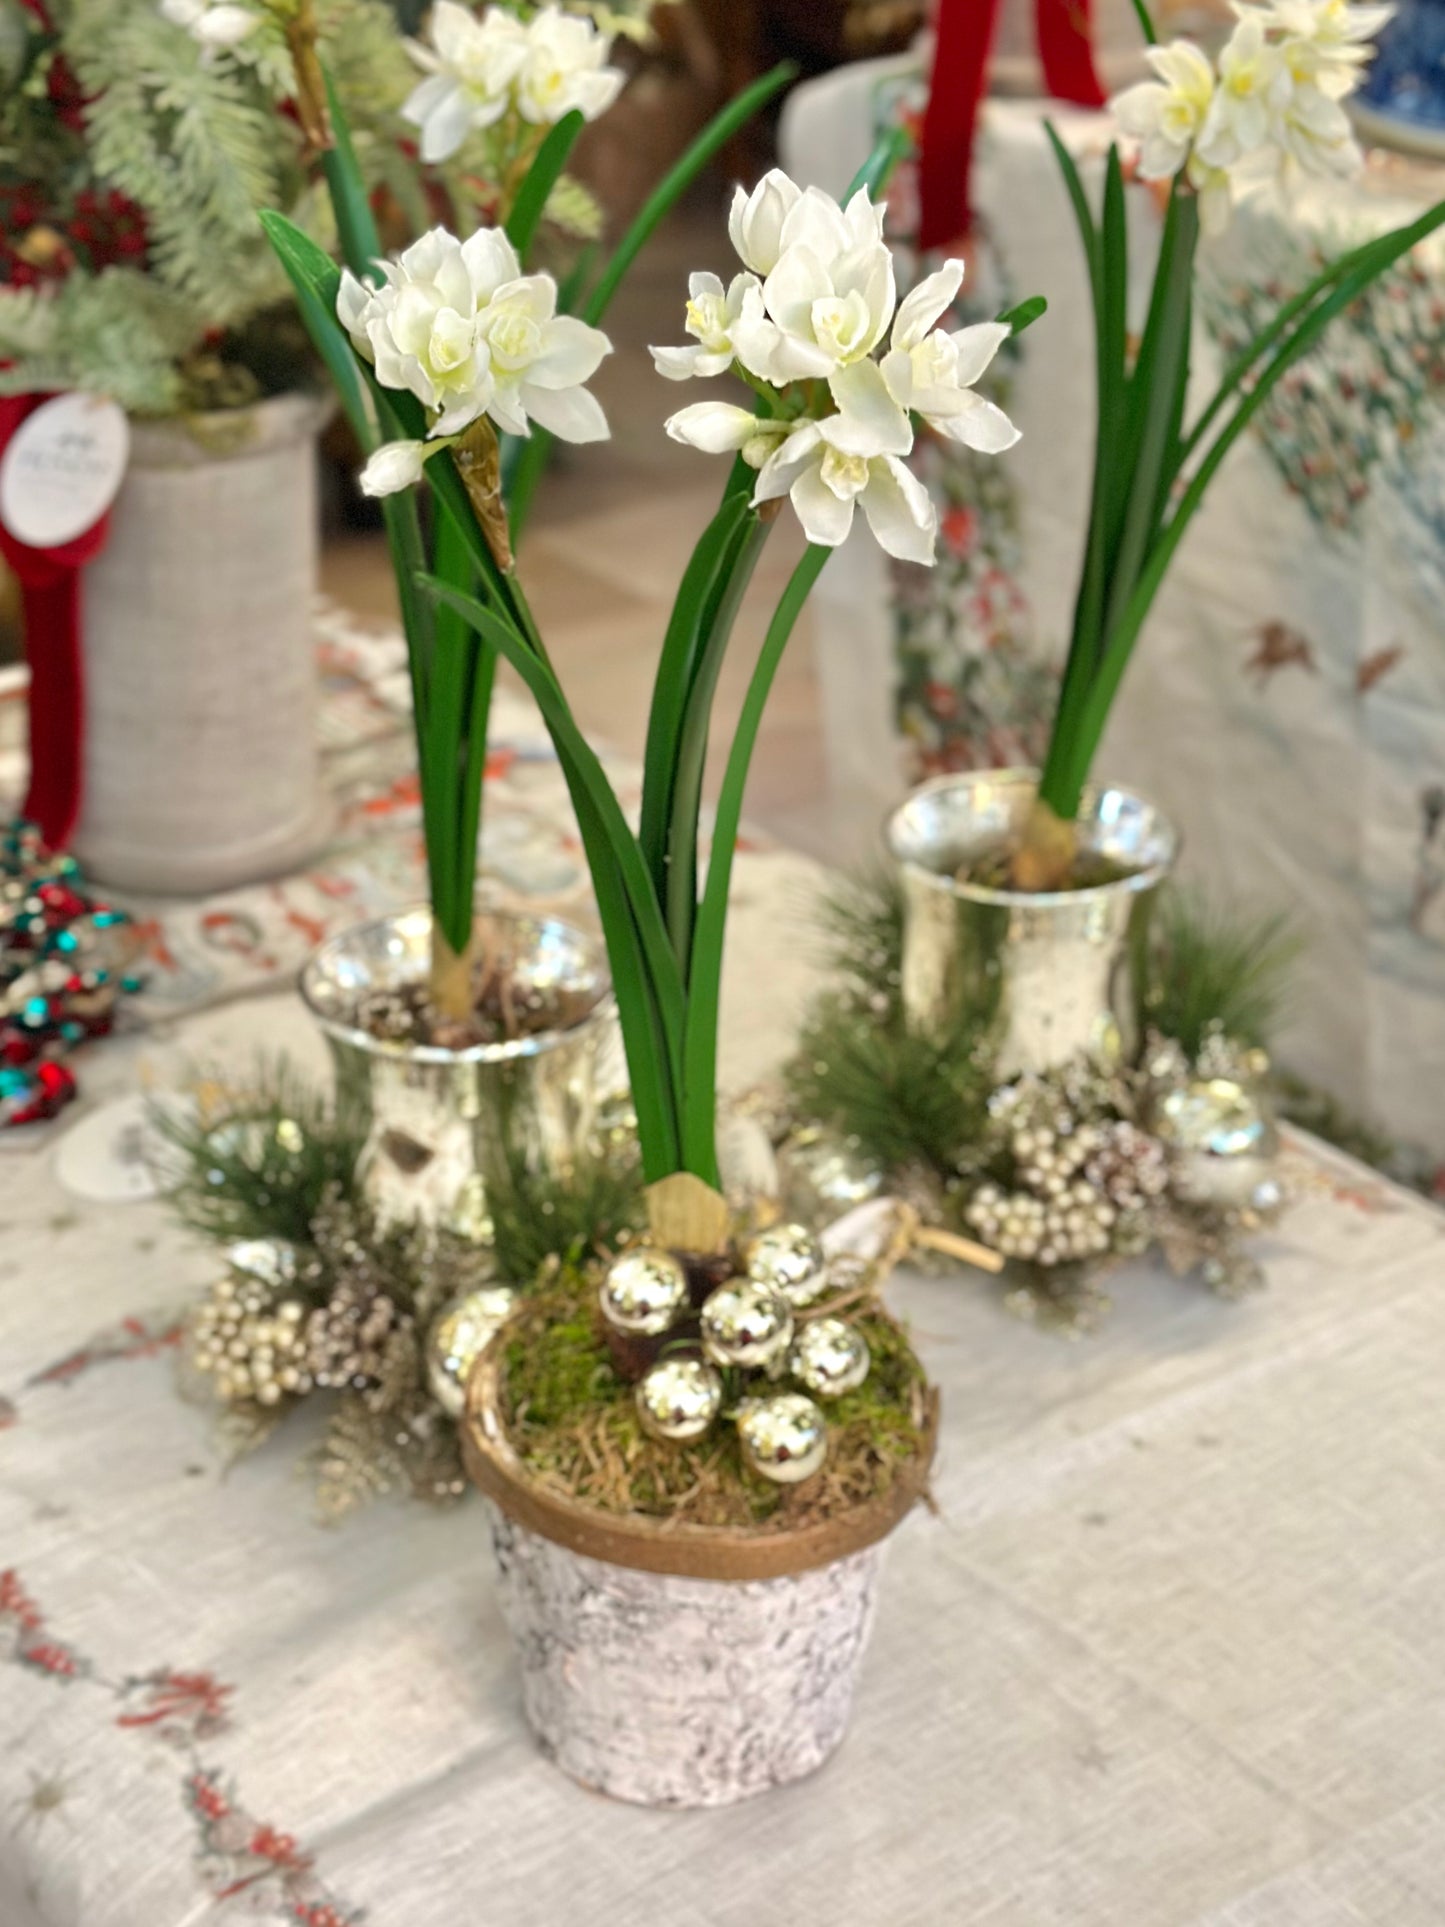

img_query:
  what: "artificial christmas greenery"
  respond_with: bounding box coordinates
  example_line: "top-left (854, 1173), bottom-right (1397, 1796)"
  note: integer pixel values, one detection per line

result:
top-left (0, 0), bottom-right (609, 415)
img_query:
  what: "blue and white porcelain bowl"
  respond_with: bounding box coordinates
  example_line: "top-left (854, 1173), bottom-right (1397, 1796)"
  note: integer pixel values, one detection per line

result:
top-left (1352, 0), bottom-right (1445, 157)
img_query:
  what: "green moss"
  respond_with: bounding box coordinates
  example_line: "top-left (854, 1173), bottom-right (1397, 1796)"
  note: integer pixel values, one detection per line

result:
top-left (499, 1267), bottom-right (933, 1533)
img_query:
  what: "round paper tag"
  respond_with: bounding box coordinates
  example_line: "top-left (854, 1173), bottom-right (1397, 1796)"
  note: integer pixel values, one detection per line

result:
top-left (0, 392), bottom-right (129, 548)
top-left (53, 1092), bottom-right (193, 1204)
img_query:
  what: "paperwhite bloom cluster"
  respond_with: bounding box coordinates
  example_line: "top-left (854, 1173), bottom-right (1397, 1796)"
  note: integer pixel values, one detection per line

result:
top-left (403, 1), bottom-right (624, 164)
top-left (652, 171), bottom-right (1020, 564)
top-left (336, 226), bottom-right (611, 495)
top-left (1112, 0), bottom-right (1394, 233)
top-left (158, 0), bottom-right (259, 55)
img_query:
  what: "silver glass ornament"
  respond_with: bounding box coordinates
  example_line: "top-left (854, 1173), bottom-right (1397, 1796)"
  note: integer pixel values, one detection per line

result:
top-left (226, 1237), bottom-right (298, 1290)
top-left (778, 1128), bottom-right (884, 1226)
top-left (599, 1248), bottom-right (688, 1336)
top-left (634, 1356), bottom-right (724, 1442)
top-left (789, 1317), bottom-right (871, 1399)
top-left (1156, 1076), bottom-right (1281, 1211)
top-left (736, 1394), bottom-right (828, 1484)
top-left (744, 1222), bottom-right (829, 1309)
top-left (426, 1286), bottom-right (518, 1418)
top-left (700, 1280), bottom-right (793, 1369)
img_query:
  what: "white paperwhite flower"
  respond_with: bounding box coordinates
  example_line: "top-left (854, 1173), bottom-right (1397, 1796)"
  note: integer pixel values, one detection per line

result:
top-left (359, 440), bottom-right (429, 497)
top-left (663, 402), bottom-right (790, 469)
top-left (751, 416), bottom-right (937, 562)
top-left (1272, 76), bottom-right (1364, 176)
top-left (339, 227), bottom-right (504, 434)
top-left (727, 170), bottom-right (804, 276)
top-left (1268, 0), bottom-right (1395, 61)
top-left (513, 6), bottom-right (623, 125)
top-left (402, 3), bottom-right (528, 164)
top-left (1271, 0), bottom-right (1393, 104)
top-left (1112, 39), bottom-right (1217, 179)
top-left (1186, 151), bottom-right (1236, 235)
top-left (650, 272), bottom-right (759, 381)
top-left (475, 273), bottom-right (612, 440)
top-left (731, 186), bottom-right (896, 383)
top-left (337, 224), bottom-right (611, 443)
top-left (1197, 15), bottom-right (1288, 167)
top-left (159, 0), bottom-right (258, 52)
top-left (874, 261), bottom-right (1020, 453)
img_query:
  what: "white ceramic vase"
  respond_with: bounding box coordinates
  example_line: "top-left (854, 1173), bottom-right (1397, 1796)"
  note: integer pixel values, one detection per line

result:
top-left (70, 391), bottom-right (332, 895)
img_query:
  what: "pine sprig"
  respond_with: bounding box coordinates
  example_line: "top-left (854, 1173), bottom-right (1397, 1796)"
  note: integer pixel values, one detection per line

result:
top-left (785, 872), bottom-right (996, 1179)
top-left (150, 1056), bottom-right (368, 1247)
top-left (485, 1139), bottom-right (644, 1283)
top-left (1143, 890), bottom-right (1301, 1060)
top-left (785, 873), bottom-right (1302, 1185)
top-left (70, 0), bottom-right (289, 321)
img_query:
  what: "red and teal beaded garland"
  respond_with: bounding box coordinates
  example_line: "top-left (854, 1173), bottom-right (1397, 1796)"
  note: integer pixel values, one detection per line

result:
top-left (0, 820), bottom-right (142, 1125)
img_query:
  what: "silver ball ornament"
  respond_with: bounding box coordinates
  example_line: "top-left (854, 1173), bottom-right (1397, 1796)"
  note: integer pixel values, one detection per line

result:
top-left (426, 1286), bottom-right (518, 1418)
top-left (744, 1222), bottom-right (829, 1308)
top-left (599, 1248), bottom-right (688, 1336)
top-left (736, 1393), bottom-right (828, 1484)
top-left (700, 1279), bottom-right (793, 1369)
top-left (1156, 1076), bottom-right (1281, 1211)
top-left (789, 1317), bottom-right (870, 1399)
top-left (225, 1238), bottom-right (298, 1290)
top-left (635, 1356), bottom-right (724, 1442)
top-left (778, 1128), bottom-right (884, 1224)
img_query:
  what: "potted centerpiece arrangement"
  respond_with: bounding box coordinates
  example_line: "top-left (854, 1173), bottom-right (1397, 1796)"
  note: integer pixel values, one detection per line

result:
top-left (263, 1), bottom-right (792, 1234)
top-left (888, 0), bottom-right (1445, 1074)
top-left (267, 95), bottom-right (1039, 1796)
top-left (0, 0), bottom-right (420, 889)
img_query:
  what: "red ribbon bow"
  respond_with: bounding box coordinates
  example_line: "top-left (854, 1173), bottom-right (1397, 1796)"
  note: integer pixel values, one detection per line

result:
top-left (918, 0), bottom-right (1106, 254)
top-left (0, 393), bottom-right (111, 848)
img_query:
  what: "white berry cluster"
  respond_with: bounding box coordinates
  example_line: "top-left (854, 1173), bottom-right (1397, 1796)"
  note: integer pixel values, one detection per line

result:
top-left (965, 1169), bottom-right (1115, 1267)
top-left (192, 1276), bottom-right (314, 1406)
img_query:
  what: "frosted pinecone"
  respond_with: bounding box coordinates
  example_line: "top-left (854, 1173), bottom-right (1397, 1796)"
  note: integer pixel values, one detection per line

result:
top-left (1084, 1120), bottom-right (1170, 1212)
top-left (305, 1279), bottom-right (404, 1392)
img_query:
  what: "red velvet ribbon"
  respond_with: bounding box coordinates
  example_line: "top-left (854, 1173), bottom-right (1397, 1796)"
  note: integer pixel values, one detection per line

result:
top-left (918, 0), bottom-right (1106, 253)
top-left (0, 394), bottom-right (111, 849)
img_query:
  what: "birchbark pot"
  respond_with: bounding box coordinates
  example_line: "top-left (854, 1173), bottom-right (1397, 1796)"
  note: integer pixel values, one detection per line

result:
top-left (887, 769), bottom-right (1178, 1077)
top-left (301, 908), bottom-right (615, 1239)
top-left (463, 1344), bottom-right (937, 1809)
top-left (70, 392), bottom-right (332, 895)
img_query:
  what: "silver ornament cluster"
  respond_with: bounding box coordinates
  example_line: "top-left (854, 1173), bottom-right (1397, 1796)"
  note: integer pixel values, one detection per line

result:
top-left (601, 1224), bottom-right (874, 1484)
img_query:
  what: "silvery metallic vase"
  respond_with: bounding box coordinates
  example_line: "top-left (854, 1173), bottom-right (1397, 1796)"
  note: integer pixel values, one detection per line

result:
top-left (886, 770), bottom-right (1178, 1077)
top-left (301, 908), bottom-right (615, 1238)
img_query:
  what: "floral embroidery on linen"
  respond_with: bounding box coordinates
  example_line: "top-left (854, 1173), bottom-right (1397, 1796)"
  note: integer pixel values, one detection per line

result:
top-left (25, 1311), bottom-right (185, 1390)
top-left (1, 1567), bottom-right (364, 1924)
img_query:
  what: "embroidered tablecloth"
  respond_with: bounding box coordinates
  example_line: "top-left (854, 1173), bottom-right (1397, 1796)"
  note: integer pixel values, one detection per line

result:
top-left (3, 616), bottom-right (1445, 1924)
top-left (782, 68), bottom-right (1445, 1169)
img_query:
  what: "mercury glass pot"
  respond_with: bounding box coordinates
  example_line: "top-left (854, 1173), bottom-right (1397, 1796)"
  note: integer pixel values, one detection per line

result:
top-left (301, 908), bottom-right (615, 1238)
top-left (886, 769), bottom-right (1179, 1077)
